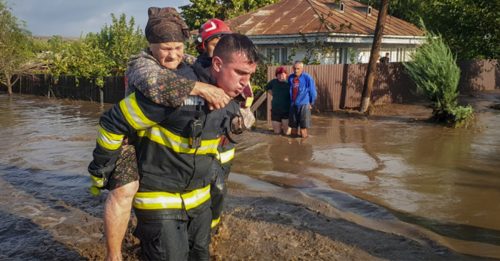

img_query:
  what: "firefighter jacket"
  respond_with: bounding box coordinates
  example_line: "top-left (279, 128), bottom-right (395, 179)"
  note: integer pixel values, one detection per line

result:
top-left (89, 88), bottom-right (241, 220)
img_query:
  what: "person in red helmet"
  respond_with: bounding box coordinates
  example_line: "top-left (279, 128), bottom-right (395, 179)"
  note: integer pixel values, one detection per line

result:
top-left (194, 18), bottom-right (233, 83)
top-left (200, 18), bottom-right (232, 56)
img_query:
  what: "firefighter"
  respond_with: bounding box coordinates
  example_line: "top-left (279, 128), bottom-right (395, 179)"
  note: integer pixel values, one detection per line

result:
top-left (89, 33), bottom-right (259, 260)
top-left (195, 18), bottom-right (255, 229)
top-left (95, 8), bottom-right (236, 261)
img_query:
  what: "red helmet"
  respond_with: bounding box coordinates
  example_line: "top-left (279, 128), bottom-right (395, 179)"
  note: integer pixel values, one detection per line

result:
top-left (199, 18), bottom-right (232, 49)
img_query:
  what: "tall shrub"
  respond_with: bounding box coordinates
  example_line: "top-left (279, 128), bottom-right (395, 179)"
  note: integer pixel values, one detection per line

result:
top-left (404, 30), bottom-right (473, 126)
top-left (86, 13), bottom-right (146, 75)
top-left (0, 0), bottom-right (33, 95)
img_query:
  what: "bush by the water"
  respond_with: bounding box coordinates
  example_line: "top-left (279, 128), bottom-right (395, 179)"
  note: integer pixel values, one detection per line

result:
top-left (404, 30), bottom-right (473, 126)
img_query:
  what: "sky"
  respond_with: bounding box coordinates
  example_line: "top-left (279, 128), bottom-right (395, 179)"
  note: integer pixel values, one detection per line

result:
top-left (5, 0), bottom-right (191, 37)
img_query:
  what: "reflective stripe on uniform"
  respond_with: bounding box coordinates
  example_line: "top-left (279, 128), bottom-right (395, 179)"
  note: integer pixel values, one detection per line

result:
top-left (119, 92), bottom-right (156, 130)
top-left (133, 184), bottom-right (211, 210)
top-left (96, 126), bottom-right (124, 150)
top-left (138, 126), bottom-right (220, 155)
top-left (90, 175), bottom-right (104, 188)
top-left (211, 217), bottom-right (221, 228)
top-left (216, 148), bottom-right (235, 164)
top-left (244, 96), bottom-right (254, 108)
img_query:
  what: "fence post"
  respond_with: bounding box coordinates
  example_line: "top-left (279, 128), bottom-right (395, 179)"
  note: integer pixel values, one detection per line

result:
top-left (99, 88), bottom-right (104, 107)
top-left (19, 76), bottom-right (22, 94)
top-left (266, 92), bottom-right (272, 128)
top-left (340, 63), bottom-right (349, 109)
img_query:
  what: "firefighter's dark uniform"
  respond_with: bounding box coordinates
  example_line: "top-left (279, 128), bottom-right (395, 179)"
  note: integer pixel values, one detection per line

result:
top-left (193, 54), bottom-right (242, 229)
top-left (89, 63), bottom-right (241, 260)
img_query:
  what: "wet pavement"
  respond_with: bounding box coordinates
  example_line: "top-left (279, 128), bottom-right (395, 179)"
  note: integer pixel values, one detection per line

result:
top-left (0, 94), bottom-right (499, 259)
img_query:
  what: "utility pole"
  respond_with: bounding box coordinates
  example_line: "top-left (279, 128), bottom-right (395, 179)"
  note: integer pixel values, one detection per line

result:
top-left (360, 0), bottom-right (389, 112)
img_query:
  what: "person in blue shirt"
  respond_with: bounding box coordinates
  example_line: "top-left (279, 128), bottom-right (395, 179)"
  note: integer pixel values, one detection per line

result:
top-left (288, 61), bottom-right (317, 138)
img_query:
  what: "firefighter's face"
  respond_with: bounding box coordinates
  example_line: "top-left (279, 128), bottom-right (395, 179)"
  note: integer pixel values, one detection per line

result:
top-left (212, 52), bottom-right (256, 98)
top-left (149, 42), bottom-right (184, 70)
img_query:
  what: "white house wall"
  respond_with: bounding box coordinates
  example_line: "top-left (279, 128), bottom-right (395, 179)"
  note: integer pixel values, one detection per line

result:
top-left (251, 33), bottom-right (423, 65)
top-left (258, 43), bottom-right (418, 65)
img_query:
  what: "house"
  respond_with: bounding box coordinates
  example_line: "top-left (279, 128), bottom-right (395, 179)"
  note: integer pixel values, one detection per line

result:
top-left (227, 0), bottom-right (425, 64)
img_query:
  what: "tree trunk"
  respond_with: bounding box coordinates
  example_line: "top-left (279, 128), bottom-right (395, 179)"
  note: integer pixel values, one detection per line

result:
top-left (360, 0), bottom-right (389, 112)
top-left (5, 73), bottom-right (13, 96)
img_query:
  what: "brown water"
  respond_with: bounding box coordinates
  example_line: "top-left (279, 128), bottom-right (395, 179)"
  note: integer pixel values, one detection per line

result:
top-left (0, 94), bottom-right (499, 259)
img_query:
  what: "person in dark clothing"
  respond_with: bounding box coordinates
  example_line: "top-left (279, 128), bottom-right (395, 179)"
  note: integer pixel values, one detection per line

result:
top-left (94, 8), bottom-right (236, 261)
top-left (379, 52), bottom-right (390, 64)
top-left (194, 18), bottom-right (232, 82)
top-left (195, 18), bottom-right (255, 230)
top-left (266, 66), bottom-right (291, 135)
top-left (89, 17), bottom-right (259, 259)
top-left (89, 7), bottom-right (257, 260)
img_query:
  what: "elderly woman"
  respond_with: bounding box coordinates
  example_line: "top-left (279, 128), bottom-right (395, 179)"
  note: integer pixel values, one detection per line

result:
top-left (265, 66), bottom-right (291, 135)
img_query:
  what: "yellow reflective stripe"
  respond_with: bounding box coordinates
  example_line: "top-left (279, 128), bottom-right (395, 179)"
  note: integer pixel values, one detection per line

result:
top-left (181, 185), bottom-right (211, 210)
top-left (119, 92), bottom-right (156, 130)
top-left (211, 217), bottom-right (221, 228)
top-left (90, 175), bottom-right (104, 188)
top-left (216, 148), bottom-right (235, 164)
top-left (96, 126), bottom-right (124, 150)
top-left (244, 96), bottom-right (254, 108)
top-left (133, 185), bottom-right (211, 210)
top-left (138, 126), bottom-right (220, 155)
top-left (133, 191), bottom-right (183, 210)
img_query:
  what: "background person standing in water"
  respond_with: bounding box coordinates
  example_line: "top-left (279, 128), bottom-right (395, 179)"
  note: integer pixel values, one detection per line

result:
top-left (266, 66), bottom-right (291, 135)
top-left (288, 61), bottom-right (317, 138)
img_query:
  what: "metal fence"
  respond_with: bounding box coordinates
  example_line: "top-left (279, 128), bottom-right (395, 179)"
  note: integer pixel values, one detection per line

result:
top-left (2, 60), bottom-right (498, 111)
top-left (7, 74), bottom-right (126, 104)
top-left (268, 59), bottom-right (498, 111)
top-left (458, 60), bottom-right (499, 92)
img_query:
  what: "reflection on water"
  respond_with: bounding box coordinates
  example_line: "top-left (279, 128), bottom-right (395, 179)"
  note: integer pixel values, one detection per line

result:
top-left (269, 138), bottom-right (313, 173)
top-left (233, 98), bottom-right (500, 258)
top-left (0, 96), bottom-right (108, 259)
top-left (0, 97), bottom-right (104, 172)
top-left (1, 94), bottom-right (500, 259)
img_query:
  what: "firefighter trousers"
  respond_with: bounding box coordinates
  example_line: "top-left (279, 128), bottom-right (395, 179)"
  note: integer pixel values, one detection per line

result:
top-left (134, 207), bottom-right (212, 261)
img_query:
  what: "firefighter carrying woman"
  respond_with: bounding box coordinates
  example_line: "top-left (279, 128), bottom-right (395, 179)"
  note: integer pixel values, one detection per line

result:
top-left (88, 7), bottom-right (256, 261)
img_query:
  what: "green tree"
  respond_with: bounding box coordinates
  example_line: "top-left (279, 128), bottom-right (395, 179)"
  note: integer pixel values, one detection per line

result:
top-left (44, 36), bottom-right (111, 88)
top-left (86, 13), bottom-right (147, 75)
top-left (180, 0), bottom-right (280, 29)
top-left (360, 0), bottom-right (499, 59)
top-left (404, 29), bottom-right (473, 126)
top-left (424, 0), bottom-right (499, 59)
top-left (41, 13), bottom-right (146, 87)
top-left (359, 0), bottom-right (428, 26)
top-left (44, 36), bottom-right (70, 80)
top-left (0, 0), bottom-right (33, 95)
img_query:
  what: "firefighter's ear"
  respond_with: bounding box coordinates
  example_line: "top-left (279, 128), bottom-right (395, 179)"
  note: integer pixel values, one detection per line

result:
top-left (212, 56), bottom-right (223, 72)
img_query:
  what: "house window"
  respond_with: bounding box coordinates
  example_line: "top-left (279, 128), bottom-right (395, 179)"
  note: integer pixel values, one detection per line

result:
top-left (320, 50), bottom-right (337, 64)
top-left (337, 48), bottom-right (349, 64)
top-left (340, 2), bottom-right (345, 12)
top-left (265, 47), bottom-right (288, 64)
top-left (319, 48), bottom-right (352, 64)
top-left (367, 6), bottom-right (372, 16)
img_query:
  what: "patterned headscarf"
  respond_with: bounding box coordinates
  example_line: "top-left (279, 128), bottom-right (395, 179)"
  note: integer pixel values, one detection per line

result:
top-left (145, 7), bottom-right (190, 43)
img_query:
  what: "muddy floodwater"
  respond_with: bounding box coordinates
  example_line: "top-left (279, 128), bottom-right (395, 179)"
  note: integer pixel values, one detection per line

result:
top-left (0, 94), bottom-right (499, 260)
